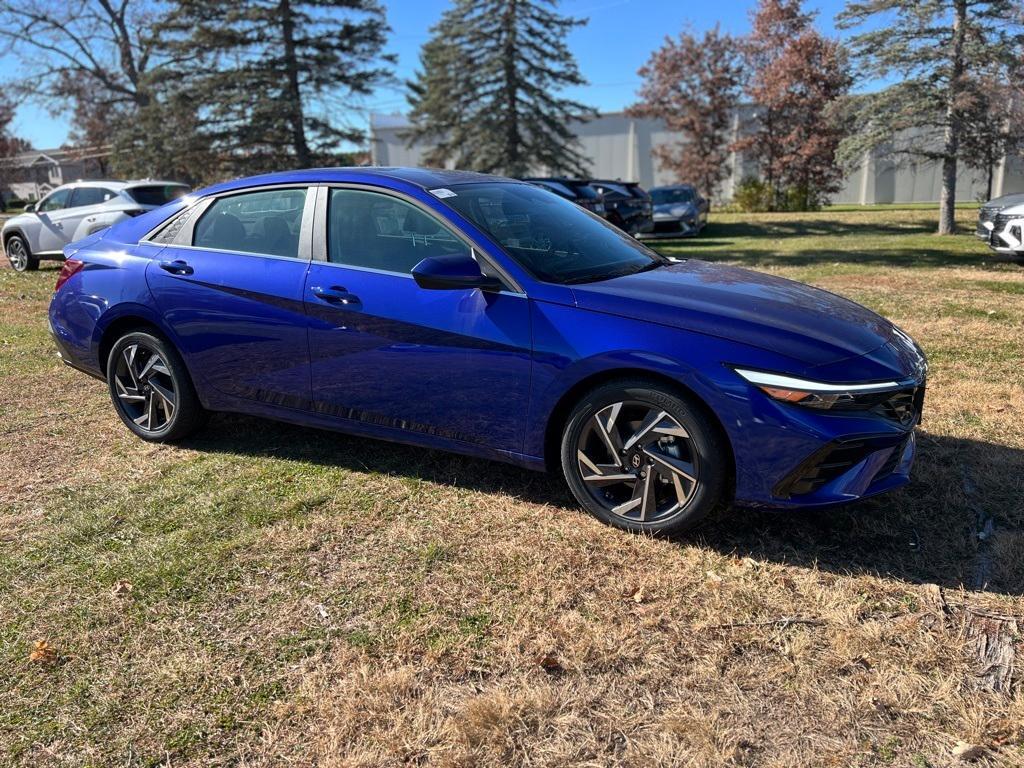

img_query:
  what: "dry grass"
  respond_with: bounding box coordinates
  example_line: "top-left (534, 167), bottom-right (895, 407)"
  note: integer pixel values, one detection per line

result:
top-left (1, 208), bottom-right (1023, 767)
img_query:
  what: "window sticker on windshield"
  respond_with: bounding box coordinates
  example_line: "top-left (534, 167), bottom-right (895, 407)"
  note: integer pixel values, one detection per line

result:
top-left (430, 188), bottom-right (457, 199)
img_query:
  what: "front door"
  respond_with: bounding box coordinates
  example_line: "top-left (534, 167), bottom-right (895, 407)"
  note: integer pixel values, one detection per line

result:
top-left (34, 188), bottom-right (75, 253)
top-left (145, 186), bottom-right (314, 408)
top-left (304, 187), bottom-right (532, 454)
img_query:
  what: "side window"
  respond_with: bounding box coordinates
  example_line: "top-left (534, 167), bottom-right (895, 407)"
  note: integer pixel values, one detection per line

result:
top-left (193, 187), bottom-right (307, 258)
top-left (38, 189), bottom-right (71, 212)
top-left (327, 189), bottom-right (468, 273)
top-left (69, 187), bottom-right (117, 208)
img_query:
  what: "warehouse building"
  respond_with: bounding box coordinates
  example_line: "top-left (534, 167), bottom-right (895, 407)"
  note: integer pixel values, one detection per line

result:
top-left (370, 110), bottom-right (1024, 204)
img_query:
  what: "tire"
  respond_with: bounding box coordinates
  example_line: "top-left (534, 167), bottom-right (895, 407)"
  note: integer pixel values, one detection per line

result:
top-left (106, 330), bottom-right (207, 442)
top-left (6, 234), bottom-right (38, 272)
top-left (560, 379), bottom-right (728, 536)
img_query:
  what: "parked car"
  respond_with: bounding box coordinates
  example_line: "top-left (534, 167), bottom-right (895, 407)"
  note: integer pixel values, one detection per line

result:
top-left (639, 184), bottom-right (709, 239)
top-left (3, 180), bottom-right (190, 272)
top-left (49, 167), bottom-right (926, 536)
top-left (978, 192), bottom-right (1024, 260)
top-left (587, 179), bottom-right (654, 236)
top-left (520, 177), bottom-right (607, 218)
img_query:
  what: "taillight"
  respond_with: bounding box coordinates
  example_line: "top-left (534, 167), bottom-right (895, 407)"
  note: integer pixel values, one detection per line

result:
top-left (55, 258), bottom-right (85, 291)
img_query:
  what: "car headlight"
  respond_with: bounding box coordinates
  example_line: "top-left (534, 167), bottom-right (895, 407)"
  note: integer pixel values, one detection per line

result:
top-left (733, 368), bottom-right (909, 410)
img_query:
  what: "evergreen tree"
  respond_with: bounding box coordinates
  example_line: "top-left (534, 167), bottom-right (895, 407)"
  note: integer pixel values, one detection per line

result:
top-left (162, 0), bottom-right (393, 175)
top-left (629, 26), bottom-right (743, 199)
top-left (736, 0), bottom-right (851, 211)
top-left (406, 0), bottom-right (597, 176)
top-left (838, 0), bottom-right (1024, 233)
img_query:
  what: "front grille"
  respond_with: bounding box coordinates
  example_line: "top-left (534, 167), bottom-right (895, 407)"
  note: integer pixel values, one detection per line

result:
top-left (653, 221), bottom-right (683, 234)
top-left (991, 213), bottom-right (1022, 246)
top-left (978, 205), bottom-right (1002, 237)
top-left (871, 388), bottom-right (919, 426)
top-left (826, 383), bottom-right (925, 427)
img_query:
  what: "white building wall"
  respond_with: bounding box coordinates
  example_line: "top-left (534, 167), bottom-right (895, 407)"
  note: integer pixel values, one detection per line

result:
top-left (370, 112), bottom-right (1024, 204)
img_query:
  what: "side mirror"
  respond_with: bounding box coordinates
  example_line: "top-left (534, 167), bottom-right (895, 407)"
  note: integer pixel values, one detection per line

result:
top-left (24, 202), bottom-right (36, 213)
top-left (411, 253), bottom-right (502, 292)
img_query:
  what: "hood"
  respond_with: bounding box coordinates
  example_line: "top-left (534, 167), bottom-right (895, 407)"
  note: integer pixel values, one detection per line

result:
top-left (570, 260), bottom-right (901, 372)
top-left (987, 192), bottom-right (1024, 210)
top-left (654, 202), bottom-right (696, 217)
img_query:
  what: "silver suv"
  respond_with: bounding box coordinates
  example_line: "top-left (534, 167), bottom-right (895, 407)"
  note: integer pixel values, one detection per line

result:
top-left (3, 180), bottom-right (190, 271)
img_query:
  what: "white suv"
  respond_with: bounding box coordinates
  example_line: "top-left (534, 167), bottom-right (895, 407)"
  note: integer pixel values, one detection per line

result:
top-left (3, 180), bottom-right (190, 271)
top-left (978, 193), bottom-right (1024, 260)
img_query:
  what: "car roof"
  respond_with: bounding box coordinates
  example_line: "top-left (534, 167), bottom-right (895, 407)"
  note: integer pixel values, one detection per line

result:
top-left (197, 167), bottom-right (516, 197)
top-left (650, 184), bottom-right (696, 191)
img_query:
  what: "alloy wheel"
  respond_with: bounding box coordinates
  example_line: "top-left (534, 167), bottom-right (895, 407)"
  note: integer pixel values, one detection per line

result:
top-left (576, 400), bottom-right (700, 523)
top-left (7, 238), bottom-right (27, 271)
top-left (112, 343), bottom-right (177, 433)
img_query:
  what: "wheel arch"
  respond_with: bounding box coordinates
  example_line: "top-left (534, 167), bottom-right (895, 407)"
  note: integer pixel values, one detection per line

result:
top-left (94, 304), bottom-right (182, 375)
top-left (541, 367), bottom-right (736, 488)
top-left (3, 227), bottom-right (29, 251)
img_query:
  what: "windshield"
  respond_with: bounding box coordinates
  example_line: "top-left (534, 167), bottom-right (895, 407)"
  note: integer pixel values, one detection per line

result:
top-left (444, 182), bottom-right (665, 284)
top-left (126, 184), bottom-right (190, 206)
top-left (651, 188), bottom-right (694, 205)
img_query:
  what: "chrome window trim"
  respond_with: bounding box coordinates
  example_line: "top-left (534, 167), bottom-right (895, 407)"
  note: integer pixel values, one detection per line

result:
top-left (141, 182), bottom-right (316, 260)
top-left (315, 182), bottom-right (525, 295)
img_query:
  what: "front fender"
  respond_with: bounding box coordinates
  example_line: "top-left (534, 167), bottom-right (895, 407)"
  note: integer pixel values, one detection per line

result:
top-left (523, 300), bottom-right (812, 462)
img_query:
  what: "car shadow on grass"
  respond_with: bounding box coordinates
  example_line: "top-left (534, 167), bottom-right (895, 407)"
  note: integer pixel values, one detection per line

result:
top-left (187, 415), bottom-right (1023, 596)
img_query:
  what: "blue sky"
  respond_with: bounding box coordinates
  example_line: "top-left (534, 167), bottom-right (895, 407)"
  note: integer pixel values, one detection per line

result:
top-left (7, 0), bottom-right (859, 149)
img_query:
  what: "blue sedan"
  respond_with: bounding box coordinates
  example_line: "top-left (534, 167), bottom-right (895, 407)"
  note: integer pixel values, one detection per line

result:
top-left (48, 168), bottom-right (927, 535)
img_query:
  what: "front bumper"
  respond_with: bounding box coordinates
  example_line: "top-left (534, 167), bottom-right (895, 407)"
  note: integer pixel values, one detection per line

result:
top-left (722, 372), bottom-right (925, 510)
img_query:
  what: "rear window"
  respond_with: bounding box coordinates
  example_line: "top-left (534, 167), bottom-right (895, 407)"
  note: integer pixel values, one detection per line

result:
top-left (125, 184), bottom-right (190, 206)
top-left (532, 180), bottom-right (574, 198)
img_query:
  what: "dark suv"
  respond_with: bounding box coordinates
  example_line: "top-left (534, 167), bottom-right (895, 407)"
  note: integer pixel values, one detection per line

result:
top-left (520, 178), bottom-right (607, 218)
top-left (587, 180), bottom-right (654, 236)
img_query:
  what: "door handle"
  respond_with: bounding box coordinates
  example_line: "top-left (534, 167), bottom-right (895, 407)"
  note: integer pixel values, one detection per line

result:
top-left (311, 285), bottom-right (360, 305)
top-left (159, 259), bottom-right (194, 276)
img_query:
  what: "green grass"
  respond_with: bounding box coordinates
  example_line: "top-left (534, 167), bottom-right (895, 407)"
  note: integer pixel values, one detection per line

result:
top-left (1, 208), bottom-right (1023, 767)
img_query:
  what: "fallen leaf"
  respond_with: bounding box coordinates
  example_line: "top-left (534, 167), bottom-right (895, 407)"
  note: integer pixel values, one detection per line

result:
top-left (29, 639), bottom-right (57, 665)
top-left (705, 571), bottom-right (723, 586)
top-left (111, 579), bottom-right (133, 597)
top-left (536, 652), bottom-right (563, 674)
top-left (952, 741), bottom-right (986, 761)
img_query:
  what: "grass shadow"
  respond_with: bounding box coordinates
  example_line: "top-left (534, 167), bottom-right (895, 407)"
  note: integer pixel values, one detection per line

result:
top-left (188, 415), bottom-right (1023, 596)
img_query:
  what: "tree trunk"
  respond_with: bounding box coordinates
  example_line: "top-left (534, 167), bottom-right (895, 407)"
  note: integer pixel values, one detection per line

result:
top-left (280, 0), bottom-right (311, 168)
top-left (985, 158), bottom-right (994, 202)
top-left (938, 0), bottom-right (968, 235)
top-left (501, 0), bottom-right (520, 175)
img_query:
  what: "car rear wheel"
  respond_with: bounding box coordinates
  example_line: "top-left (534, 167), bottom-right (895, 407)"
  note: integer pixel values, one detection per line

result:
top-left (560, 380), bottom-right (728, 535)
top-left (6, 234), bottom-right (38, 272)
top-left (107, 330), bottom-right (207, 442)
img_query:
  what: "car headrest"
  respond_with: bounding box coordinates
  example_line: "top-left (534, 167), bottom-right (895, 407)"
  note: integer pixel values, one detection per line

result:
top-left (403, 209), bottom-right (440, 235)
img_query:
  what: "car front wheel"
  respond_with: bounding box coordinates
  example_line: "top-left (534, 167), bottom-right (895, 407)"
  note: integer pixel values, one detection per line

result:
top-left (6, 234), bottom-right (38, 272)
top-left (107, 330), bottom-right (207, 442)
top-left (561, 379), bottom-right (728, 536)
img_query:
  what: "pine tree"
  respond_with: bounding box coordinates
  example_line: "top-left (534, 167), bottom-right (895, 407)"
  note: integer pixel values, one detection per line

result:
top-left (838, 0), bottom-right (1024, 233)
top-left (406, 0), bottom-right (597, 176)
top-left (628, 26), bottom-right (743, 199)
top-left (161, 0), bottom-right (393, 175)
top-left (736, 0), bottom-right (851, 211)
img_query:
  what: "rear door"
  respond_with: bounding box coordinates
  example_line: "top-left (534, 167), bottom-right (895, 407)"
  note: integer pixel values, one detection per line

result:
top-left (145, 185), bottom-right (315, 409)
